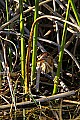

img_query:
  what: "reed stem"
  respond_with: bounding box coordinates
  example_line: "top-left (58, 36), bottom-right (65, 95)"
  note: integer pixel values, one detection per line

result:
top-left (31, 0), bottom-right (39, 84)
top-left (69, 0), bottom-right (80, 26)
top-left (53, 1), bottom-right (70, 94)
top-left (19, 0), bottom-right (25, 83)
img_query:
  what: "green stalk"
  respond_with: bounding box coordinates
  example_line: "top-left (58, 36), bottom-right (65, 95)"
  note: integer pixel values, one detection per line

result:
top-left (19, 0), bottom-right (26, 119)
top-left (5, 0), bottom-right (9, 29)
top-left (69, 0), bottom-right (80, 26)
top-left (53, 1), bottom-right (70, 94)
top-left (19, 0), bottom-right (25, 83)
top-left (31, 0), bottom-right (39, 84)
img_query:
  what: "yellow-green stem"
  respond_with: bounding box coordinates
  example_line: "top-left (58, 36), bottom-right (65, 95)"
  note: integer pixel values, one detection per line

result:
top-left (5, 0), bottom-right (9, 29)
top-left (19, 0), bottom-right (26, 119)
top-left (19, 0), bottom-right (25, 84)
top-left (69, 0), bottom-right (80, 26)
top-left (53, 1), bottom-right (70, 94)
top-left (31, 0), bottom-right (39, 84)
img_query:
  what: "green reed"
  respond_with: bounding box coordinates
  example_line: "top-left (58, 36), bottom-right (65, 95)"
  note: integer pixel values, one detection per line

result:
top-left (31, 0), bottom-right (39, 84)
top-left (53, 0), bottom-right (70, 94)
top-left (69, 0), bottom-right (80, 26)
top-left (19, 0), bottom-right (25, 83)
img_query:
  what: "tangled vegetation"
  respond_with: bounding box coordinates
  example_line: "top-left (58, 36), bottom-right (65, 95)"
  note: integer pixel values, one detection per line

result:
top-left (0, 0), bottom-right (80, 119)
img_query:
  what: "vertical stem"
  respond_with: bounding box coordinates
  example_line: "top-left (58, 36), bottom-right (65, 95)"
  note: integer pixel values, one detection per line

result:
top-left (5, 0), bottom-right (9, 29)
top-left (53, 1), bottom-right (70, 94)
top-left (19, 0), bottom-right (25, 119)
top-left (31, 0), bottom-right (39, 84)
top-left (19, 0), bottom-right (25, 83)
top-left (69, 0), bottom-right (80, 26)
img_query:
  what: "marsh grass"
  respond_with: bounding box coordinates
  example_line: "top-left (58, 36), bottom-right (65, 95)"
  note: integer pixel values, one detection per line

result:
top-left (31, 0), bottom-right (39, 85)
top-left (0, 0), bottom-right (80, 119)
